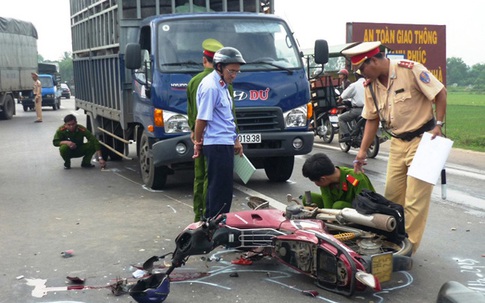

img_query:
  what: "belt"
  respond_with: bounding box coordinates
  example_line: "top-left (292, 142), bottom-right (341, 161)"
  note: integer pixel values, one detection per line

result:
top-left (393, 119), bottom-right (435, 141)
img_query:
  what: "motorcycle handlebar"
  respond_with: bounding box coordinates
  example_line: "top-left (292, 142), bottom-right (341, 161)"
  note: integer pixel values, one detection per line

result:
top-left (209, 214), bottom-right (226, 230)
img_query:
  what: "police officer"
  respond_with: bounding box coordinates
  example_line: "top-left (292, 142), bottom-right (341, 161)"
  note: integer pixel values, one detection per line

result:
top-left (193, 47), bottom-right (245, 218)
top-left (342, 41), bottom-right (447, 254)
top-left (53, 114), bottom-right (106, 169)
top-left (31, 72), bottom-right (43, 123)
top-left (302, 153), bottom-right (375, 209)
top-left (187, 38), bottom-right (225, 221)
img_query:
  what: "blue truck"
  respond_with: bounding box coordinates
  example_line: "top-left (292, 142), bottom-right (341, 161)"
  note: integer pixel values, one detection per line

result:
top-left (70, 0), bottom-right (328, 189)
top-left (22, 63), bottom-right (61, 111)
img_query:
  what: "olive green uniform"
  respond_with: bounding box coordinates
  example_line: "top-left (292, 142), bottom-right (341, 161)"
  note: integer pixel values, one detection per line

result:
top-left (187, 68), bottom-right (212, 221)
top-left (53, 124), bottom-right (100, 166)
top-left (305, 166), bottom-right (375, 209)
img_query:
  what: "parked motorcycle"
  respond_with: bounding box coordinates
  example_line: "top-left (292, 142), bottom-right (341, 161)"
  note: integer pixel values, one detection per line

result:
top-left (338, 101), bottom-right (388, 158)
top-left (135, 203), bottom-right (413, 302)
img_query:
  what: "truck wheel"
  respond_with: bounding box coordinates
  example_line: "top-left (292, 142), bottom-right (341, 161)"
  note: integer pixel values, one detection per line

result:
top-left (139, 132), bottom-right (168, 189)
top-left (0, 94), bottom-right (15, 120)
top-left (264, 156), bottom-right (294, 182)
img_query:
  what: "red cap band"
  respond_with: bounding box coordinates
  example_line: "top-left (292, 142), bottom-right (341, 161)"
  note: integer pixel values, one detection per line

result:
top-left (351, 47), bottom-right (380, 66)
top-left (203, 50), bottom-right (215, 58)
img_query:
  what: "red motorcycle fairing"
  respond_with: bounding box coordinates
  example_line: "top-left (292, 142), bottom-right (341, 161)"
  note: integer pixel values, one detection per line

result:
top-left (272, 228), bottom-right (367, 296)
top-left (223, 209), bottom-right (287, 229)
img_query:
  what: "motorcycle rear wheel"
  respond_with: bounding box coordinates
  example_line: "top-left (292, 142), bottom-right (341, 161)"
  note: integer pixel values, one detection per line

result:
top-left (339, 141), bottom-right (351, 153)
top-left (366, 136), bottom-right (380, 158)
top-left (317, 117), bottom-right (334, 143)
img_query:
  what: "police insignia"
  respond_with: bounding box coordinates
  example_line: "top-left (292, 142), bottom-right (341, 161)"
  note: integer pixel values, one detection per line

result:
top-left (398, 61), bottom-right (414, 69)
top-left (419, 71), bottom-right (431, 84)
top-left (346, 174), bottom-right (359, 186)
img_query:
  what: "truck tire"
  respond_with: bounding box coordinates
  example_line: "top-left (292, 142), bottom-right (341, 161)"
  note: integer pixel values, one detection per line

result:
top-left (264, 156), bottom-right (294, 182)
top-left (0, 94), bottom-right (15, 120)
top-left (139, 132), bottom-right (168, 189)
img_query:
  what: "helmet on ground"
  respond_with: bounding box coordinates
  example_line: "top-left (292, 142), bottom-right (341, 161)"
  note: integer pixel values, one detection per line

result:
top-left (213, 47), bottom-right (246, 65)
top-left (338, 69), bottom-right (349, 76)
top-left (129, 273), bottom-right (170, 303)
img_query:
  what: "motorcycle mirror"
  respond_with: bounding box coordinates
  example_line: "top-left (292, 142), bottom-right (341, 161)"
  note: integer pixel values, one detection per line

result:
top-left (355, 271), bottom-right (381, 291)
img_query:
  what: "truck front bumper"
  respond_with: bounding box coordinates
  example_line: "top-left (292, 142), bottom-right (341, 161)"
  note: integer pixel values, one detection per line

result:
top-left (22, 98), bottom-right (57, 107)
top-left (152, 131), bottom-right (314, 167)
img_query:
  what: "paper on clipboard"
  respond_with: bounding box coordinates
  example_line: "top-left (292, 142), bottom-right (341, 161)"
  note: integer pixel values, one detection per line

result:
top-left (407, 132), bottom-right (453, 184)
top-left (234, 154), bottom-right (256, 184)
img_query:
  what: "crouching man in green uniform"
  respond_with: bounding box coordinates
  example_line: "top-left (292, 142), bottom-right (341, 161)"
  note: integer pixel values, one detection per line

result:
top-left (302, 153), bottom-right (375, 209)
top-left (53, 114), bottom-right (106, 169)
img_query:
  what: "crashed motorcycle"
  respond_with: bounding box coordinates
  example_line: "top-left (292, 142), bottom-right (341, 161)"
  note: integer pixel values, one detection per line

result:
top-left (338, 100), bottom-right (388, 158)
top-left (133, 202), bottom-right (413, 302)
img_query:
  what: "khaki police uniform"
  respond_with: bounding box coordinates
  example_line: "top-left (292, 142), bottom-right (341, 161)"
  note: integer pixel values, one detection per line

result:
top-left (362, 59), bottom-right (444, 252)
top-left (32, 73), bottom-right (43, 122)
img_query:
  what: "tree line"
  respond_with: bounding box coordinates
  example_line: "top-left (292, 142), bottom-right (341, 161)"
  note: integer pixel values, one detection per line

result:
top-left (447, 57), bottom-right (485, 92)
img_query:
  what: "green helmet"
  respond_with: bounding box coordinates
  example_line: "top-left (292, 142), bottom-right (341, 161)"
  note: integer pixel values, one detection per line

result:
top-left (213, 47), bottom-right (246, 65)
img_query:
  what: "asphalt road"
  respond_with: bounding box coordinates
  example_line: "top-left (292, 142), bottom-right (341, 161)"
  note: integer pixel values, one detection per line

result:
top-left (1, 99), bottom-right (484, 303)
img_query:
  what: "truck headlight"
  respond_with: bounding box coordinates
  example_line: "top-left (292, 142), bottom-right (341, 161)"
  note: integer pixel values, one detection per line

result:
top-left (164, 112), bottom-right (190, 133)
top-left (284, 105), bottom-right (307, 128)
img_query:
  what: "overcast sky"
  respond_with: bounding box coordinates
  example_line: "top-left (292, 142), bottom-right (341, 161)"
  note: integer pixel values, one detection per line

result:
top-left (2, 0), bottom-right (483, 66)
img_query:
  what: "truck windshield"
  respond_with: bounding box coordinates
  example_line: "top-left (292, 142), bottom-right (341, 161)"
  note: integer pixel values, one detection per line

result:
top-left (157, 17), bottom-right (302, 73)
top-left (39, 76), bottom-right (54, 88)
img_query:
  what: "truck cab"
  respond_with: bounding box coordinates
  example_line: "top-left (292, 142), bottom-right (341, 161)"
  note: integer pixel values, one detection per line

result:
top-left (70, 0), bottom-right (329, 189)
top-left (22, 74), bottom-right (61, 111)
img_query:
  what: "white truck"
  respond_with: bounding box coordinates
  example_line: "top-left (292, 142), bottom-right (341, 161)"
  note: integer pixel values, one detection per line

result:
top-left (0, 17), bottom-right (38, 119)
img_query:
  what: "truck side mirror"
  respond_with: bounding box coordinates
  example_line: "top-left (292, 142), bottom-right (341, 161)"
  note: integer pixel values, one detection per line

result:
top-left (314, 40), bottom-right (329, 65)
top-left (125, 43), bottom-right (142, 69)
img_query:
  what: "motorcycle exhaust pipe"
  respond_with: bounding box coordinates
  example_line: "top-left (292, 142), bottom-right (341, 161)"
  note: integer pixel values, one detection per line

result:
top-left (317, 208), bottom-right (396, 232)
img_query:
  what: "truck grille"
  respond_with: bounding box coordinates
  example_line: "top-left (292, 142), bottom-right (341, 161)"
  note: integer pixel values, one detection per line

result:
top-left (235, 107), bottom-right (284, 132)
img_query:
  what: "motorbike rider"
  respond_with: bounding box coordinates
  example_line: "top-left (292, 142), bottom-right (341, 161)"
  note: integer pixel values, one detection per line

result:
top-left (338, 68), bottom-right (351, 92)
top-left (338, 70), bottom-right (365, 142)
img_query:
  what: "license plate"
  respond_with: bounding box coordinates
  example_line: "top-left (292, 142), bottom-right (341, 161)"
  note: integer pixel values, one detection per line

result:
top-left (329, 115), bottom-right (339, 123)
top-left (371, 252), bottom-right (393, 282)
top-left (238, 133), bottom-right (261, 144)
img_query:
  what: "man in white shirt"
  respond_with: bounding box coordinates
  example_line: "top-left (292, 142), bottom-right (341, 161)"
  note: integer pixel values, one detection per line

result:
top-left (338, 70), bottom-right (365, 142)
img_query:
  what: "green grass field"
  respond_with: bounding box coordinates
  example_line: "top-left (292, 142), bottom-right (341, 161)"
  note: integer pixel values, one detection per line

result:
top-left (445, 92), bottom-right (485, 152)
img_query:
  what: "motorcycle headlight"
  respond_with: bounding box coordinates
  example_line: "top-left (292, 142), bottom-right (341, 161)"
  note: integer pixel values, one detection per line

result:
top-left (284, 105), bottom-right (307, 128)
top-left (164, 112), bottom-right (190, 133)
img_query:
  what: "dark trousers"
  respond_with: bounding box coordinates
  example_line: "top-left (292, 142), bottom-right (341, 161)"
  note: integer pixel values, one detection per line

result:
top-left (59, 141), bottom-right (96, 165)
top-left (204, 145), bottom-right (234, 218)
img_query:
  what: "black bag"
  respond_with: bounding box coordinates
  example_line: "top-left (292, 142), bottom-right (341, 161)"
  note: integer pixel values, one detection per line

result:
top-left (352, 189), bottom-right (407, 243)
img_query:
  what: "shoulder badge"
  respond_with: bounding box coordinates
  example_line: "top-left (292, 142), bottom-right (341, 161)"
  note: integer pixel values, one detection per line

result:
top-left (346, 174), bottom-right (359, 187)
top-left (60, 126), bottom-right (67, 131)
top-left (78, 126), bottom-right (87, 132)
top-left (419, 71), bottom-right (431, 84)
top-left (398, 61), bottom-right (414, 69)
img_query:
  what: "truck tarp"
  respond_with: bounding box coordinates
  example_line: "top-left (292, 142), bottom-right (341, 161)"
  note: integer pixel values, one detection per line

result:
top-left (0, 17), bottom-right (38, 38)
top-left (0, 16), bottom-right (38, 93)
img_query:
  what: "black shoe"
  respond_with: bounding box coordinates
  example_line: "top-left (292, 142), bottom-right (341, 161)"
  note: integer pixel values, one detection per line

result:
top-left (81, 163), bottom-right (95, 168)
top-left (34, 120), bottom-right (43, 123)
top-left (64, 162), bottom-right (71, 169)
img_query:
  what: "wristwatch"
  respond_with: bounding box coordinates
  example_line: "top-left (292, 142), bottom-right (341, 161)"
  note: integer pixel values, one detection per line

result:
top-left (436, 121), bottom-right (444, 127)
